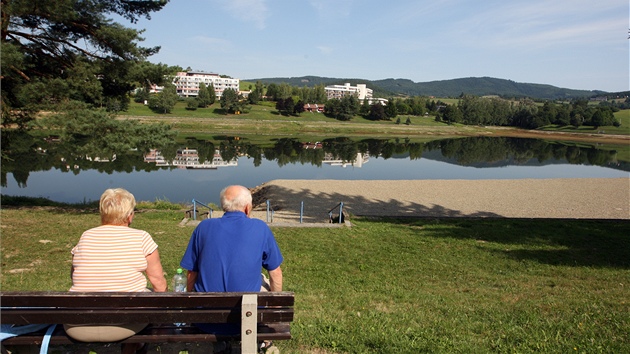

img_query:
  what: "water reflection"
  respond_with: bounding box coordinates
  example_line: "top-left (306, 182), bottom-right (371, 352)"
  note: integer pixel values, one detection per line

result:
top-left (1, 131), bottom-right (627, 203)
top-left (142, 146), bottom-right (369, 170)
top-left (145, 148), bottom-right (238, 169)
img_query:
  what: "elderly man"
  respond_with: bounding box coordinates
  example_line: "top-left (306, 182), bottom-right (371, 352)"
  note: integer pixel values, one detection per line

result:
top-left (180, 185), bottom-right (283, 294)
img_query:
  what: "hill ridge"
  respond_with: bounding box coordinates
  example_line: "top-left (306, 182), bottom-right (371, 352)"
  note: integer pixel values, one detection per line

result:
top-left (245, 75), bottom-right (608, 100)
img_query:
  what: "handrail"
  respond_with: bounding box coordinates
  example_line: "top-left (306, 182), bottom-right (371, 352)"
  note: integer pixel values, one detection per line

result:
top-left (266, 200), bottom-right (274, 223)
top-left (189, 199), bottom-right (344, 223)
top-left (191, 199), bottom-right (213, 220)
top-left (327, 202), bottom-right (343, 214)
top-left (328, 202), bottom-right (344, 223)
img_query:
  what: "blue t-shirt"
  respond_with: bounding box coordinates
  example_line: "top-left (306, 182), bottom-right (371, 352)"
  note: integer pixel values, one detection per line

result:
top-left (180, 211), bottom-right (283, 292)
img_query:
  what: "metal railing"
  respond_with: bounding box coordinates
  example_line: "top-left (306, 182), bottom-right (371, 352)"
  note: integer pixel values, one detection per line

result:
top-left (189, 199), bottom-right (213, 220)
top-left (327, 202), bottom-right (344, 223)
top-left (266, 200), bottom-right (274, 223)
top-left (188, 199), bottom-right (345, 224)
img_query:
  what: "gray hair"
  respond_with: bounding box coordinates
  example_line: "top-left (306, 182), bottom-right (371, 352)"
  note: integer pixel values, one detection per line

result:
top-left (220, 185), bottom-right (252, 212)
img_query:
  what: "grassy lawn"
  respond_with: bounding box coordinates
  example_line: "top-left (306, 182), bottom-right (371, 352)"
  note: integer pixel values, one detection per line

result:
top-left (117, 102), bottom-right (629, 155)
top-left (2, 207), bottom-right (628, 353)
top-left (539, 108), bottom-right (630, 136)
top-left (121, 100), bottom-right (444, 126)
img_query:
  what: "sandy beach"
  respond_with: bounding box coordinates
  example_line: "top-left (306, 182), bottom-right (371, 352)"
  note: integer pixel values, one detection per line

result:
top-left (243, 178), bottom-right (629, 223)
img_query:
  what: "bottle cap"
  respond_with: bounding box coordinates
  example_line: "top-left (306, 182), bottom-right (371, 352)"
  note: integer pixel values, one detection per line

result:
top-left (177, 268), bottom-right (183, 274)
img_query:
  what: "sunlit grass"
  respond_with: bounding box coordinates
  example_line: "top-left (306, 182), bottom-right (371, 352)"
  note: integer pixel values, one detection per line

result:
top-left (2, 207), bottom-right (628, 353)
top-left (136, 198), bottom-right (186, 211)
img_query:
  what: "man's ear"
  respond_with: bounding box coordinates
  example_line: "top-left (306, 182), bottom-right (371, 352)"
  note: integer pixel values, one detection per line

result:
top-left (244, 203), bottom-right (252, 217)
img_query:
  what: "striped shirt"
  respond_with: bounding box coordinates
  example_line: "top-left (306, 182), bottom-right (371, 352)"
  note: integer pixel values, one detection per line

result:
top-left (70, 225), bottom-right (158, 292)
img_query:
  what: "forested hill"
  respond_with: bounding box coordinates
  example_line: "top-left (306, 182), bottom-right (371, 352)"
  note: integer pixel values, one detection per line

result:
top-left (247, 76), bottom-right (607, 100)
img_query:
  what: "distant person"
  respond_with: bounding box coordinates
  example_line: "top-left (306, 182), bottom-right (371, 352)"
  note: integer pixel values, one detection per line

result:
top-left (65, 188), bottom-right (167, 354)
top-left (180, 185), bottom-right (283, 335)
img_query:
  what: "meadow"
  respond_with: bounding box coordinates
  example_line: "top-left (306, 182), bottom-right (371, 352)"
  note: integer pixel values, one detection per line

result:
top-left (119, 101), bottom-right (630, 146)
top-left (1, 206), bottom-right (628, 353)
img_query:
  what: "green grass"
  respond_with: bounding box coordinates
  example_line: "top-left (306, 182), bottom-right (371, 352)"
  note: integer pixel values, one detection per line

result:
top-left (538, 109), bottom-right (629, 136)
top-left (136, 198), bottom-right (188, 211)
top-left (119, 101), bottom-right (629, 142)
top-left (614, 109), bottom-right (630, 128)
top-left (119, 101), bottom-right (474, 144)
top-left (1, 207), bottom-right (628, 353)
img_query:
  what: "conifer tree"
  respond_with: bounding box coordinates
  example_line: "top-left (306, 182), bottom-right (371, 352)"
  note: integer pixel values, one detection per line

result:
top-left (1, 0), bottom-right (169, 128)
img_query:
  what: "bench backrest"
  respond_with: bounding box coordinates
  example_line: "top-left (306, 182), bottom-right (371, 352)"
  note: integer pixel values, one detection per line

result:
top-left (0, 291), bottom-right (294, 325)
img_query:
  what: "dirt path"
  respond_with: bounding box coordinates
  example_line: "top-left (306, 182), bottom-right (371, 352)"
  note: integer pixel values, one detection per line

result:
top-left (246, 178), bottom-right (629, 223)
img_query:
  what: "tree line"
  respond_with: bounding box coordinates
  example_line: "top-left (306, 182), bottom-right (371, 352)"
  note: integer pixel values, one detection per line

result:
top-left (273, 90), bottom-right (622, 130)
top-left (438, 95), bottom-right (621, 129)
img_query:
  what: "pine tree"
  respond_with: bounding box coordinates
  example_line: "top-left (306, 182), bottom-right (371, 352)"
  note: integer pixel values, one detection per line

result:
top-left (197, 83), bottom-right (211, 108)
top-left (1, 0), bottom-right (169, 128)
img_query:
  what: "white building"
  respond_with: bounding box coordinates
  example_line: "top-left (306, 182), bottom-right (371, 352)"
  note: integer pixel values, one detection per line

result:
top-left (325, 83), bottom-right (373, 100)
top-left (144, 148), bottom-right (238, 169)
top-left (322, 152), bottom-right (370, 168)
top-left (172, 71), bottom-right (240, 98)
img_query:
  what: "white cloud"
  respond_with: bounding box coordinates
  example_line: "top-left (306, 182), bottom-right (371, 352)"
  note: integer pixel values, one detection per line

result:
top-left (505, 18), bottom-right (625, 46)
top-left (317, 46), bottom-right (333, 54)
top-left (215, 0), bottom-right (269, 29)
top-left (453, 1), bottom-right (627, 49)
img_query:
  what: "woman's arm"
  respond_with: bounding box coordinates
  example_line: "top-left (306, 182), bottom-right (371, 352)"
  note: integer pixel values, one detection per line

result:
top-left (145, 250), bottom-right (167, 292)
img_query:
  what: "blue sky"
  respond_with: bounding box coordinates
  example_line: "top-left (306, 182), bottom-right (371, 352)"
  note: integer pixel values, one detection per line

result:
top-left (129, 0), bottom-right (629, 92)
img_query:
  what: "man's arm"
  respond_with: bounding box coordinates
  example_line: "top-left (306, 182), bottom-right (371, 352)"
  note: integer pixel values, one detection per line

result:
top-left (268, 267), bottom-right (283, 292)
top-left (186, 270), bottom-right (198, 292)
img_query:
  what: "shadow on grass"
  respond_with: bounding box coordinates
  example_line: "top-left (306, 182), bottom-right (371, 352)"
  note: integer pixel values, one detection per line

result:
top-left (411, 217), bottom-right (628, 269)
top-left (382, 217), bottom-right (629, 269)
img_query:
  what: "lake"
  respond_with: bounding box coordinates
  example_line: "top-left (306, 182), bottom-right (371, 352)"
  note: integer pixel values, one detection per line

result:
top-left (2, 136), bottom-right (628, 205)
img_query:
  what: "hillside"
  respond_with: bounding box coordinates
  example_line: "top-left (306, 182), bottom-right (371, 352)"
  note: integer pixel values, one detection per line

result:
top-left (246, 76), bottom-right (607, 100)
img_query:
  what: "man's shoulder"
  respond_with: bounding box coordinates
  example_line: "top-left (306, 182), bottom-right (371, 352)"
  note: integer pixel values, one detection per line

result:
top-left (197, 213), bottom-right (271, 229)
top-left (247, 217), bottom-right (271, 227)
top-left (198, 217), bottom-right (222, 225)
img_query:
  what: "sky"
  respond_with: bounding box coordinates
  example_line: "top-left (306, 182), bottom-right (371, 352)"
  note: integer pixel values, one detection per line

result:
top-left (128, 0), bottom-right (629, 92)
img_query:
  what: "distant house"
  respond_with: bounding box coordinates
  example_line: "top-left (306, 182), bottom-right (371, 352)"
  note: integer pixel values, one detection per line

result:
top-left (304, 103), bottom-right (325, 112)
top-left (368, 97), bottom-right (388, 106)
top-left (301, 141), bottom-right (323, 149)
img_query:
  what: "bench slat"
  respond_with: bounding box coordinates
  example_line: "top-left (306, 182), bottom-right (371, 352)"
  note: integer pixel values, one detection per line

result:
top-left (1, 323), bottom-right (292, 345)
top-left (2, 308), bottom-right (293, 325)
top-left (1, 291), bottom-right (294, 307)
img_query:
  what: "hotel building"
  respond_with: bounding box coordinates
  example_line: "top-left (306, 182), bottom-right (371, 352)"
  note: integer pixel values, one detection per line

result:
top-left (172, 71), bottom-right (240, 98)
top-left (325, 83), bottom-right (373, 100)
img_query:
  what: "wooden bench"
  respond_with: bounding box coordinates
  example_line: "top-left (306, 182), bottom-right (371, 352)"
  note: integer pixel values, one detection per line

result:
top-left (0, 291), bottom-right (294, 354)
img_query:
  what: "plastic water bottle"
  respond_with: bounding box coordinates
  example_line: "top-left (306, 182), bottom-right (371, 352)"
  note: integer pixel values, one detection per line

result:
top-left (173, 268), bottom-right (187, 326)
top-left (173, 268), bottom-right (187, 292)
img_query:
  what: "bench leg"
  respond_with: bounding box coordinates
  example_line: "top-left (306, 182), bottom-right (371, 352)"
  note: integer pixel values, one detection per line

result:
top-left (241, 294), bottom-right (258, 354)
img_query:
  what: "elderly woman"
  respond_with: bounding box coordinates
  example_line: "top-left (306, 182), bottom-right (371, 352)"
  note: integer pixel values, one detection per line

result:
top-left (64, 188), bottom-right (167, 354)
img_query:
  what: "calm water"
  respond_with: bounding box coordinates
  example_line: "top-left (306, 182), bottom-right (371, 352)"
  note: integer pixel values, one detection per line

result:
top-left (3, 153), bottom-right (627, 205)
